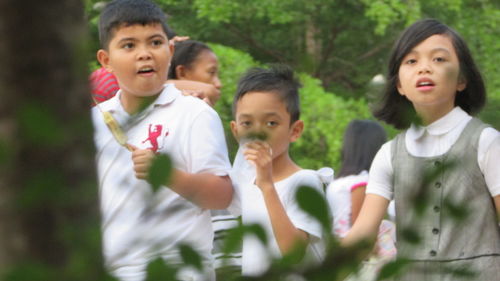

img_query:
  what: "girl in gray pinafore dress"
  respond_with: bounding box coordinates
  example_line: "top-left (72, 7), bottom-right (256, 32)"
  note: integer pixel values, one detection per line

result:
top-left (342, 19), bottom-right (500, 281)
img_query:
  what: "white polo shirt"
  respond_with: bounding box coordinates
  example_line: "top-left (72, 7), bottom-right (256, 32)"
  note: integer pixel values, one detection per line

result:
top-left (92, 84), bottom-right (231, 272)
top-left (367, 107), bottom-right (500, 200)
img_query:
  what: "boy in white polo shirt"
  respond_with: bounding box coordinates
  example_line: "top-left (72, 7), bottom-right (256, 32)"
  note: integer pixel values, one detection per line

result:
top-left (91, 1), bottom-right (232, 280)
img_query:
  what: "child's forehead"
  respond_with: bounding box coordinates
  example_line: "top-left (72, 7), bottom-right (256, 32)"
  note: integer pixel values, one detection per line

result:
top-left (111, 22), bottom-right (167, 38)
top-left (403, 34), bottom-right (456, 57)
top-left (235, 91), bottom-right (289, 116)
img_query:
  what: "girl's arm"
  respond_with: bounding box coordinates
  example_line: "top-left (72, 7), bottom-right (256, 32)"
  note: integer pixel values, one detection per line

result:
top-left (245, 141), bottom-right (308, 255)
top-left (494, 195), bottom-right (500, 221)
top-left (350, 184), bottom-right (366, 224)
top-left (342, 194), bottom-right (389, 247)
top-left (167, 79), bottom-right (220, 106)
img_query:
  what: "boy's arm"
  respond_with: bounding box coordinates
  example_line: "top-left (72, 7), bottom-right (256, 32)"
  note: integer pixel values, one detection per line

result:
top-left (171, 170), bottom-right (232, 209)
top-left (245, 141), bottom-right (308, 255)
top-left (132, 107), bottom-right (232, 210)
top-left (132, 148), bottom-right (233, 209)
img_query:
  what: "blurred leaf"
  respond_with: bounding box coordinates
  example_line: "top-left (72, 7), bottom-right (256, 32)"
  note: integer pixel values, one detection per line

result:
top-left (4, 262), bottom-right (56, 281)
top-left (179, 244), bottom-right (203, 271)
top-left (148, 154), bottom-right (172, 192)
top-left (145, 258), bottom-right (177, 281)
top-left (222, 224), bottom-right (245, 254)
top-left (400, 227), bottom-right (420, 245)
top-left (443, 199), bottom-right (469, 221)
top-left (295, 186), bottom-right (331, 232)
top-left (444, 264), bottom-right (477, 278)
top-left (376, 258), bottom-right (411, 280)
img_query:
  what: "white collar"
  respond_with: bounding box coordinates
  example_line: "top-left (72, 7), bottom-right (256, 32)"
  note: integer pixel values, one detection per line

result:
top-left (103, 84), bottom-right (180, 125)
top-left (407, 107), bottom-right (470, 140)
top-left (108, 83), bottom-right (179, 112)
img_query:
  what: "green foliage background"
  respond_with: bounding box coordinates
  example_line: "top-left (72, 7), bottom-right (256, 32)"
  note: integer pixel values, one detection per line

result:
top-left (210, 43), bottom-right (377, 171)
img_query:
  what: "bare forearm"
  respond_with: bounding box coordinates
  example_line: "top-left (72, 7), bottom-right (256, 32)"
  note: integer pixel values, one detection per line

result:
top-left (342, 194), bottom-right (389, 247)
top-left (261, 183), bottom-right (308, 255)
top-left (170, 169), bottom-right (233, 209)
top-left (494, 195), bottom-right (500, 222)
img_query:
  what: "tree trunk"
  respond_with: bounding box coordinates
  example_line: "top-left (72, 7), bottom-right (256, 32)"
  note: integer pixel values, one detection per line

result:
top-left (0, 0), bottom-right (107, 279)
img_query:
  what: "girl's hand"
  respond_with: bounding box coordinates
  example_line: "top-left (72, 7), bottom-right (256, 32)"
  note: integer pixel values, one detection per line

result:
top-left (243, 140), bottom-right (273, 190)
top-left (131, 146), bottom-right (157, 180)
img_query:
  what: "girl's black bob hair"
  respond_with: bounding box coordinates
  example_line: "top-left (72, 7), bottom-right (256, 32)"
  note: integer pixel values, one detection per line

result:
top-left (373, 18), bottom-right (485, 129)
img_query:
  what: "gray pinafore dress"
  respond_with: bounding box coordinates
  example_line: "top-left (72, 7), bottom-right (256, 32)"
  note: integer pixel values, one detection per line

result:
top-left (391, 118), bottom-right (500, 281)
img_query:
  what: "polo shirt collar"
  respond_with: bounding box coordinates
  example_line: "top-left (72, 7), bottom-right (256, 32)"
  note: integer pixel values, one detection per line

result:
top-left (407, 107), bottom-right (469, 140)
top-left (106, 84), bottom-right (179, 125)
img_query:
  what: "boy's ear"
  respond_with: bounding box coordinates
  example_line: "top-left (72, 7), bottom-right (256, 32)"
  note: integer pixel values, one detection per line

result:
top-left (289, 120), bottom-right (304, 143)
top-left (230, 120), bottom-right (239, 141)
top-left (97, 49), bottom-right (112, 72)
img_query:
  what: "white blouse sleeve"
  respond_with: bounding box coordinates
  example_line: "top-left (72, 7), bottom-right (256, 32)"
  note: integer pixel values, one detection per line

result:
top-left (479, 128), bottom-right (500, 197)
top-left (366, 141), bottom-right (394, 200)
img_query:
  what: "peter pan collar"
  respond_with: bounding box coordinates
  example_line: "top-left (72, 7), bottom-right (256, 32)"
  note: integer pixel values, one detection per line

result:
top-left (407, 107), bottom-right (470, 140)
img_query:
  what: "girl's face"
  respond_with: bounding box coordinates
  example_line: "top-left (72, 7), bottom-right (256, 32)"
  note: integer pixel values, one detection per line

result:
top-left (397, 34), bottom-right (466, 123)
top-left (182, 50), bottom-right (222, 89)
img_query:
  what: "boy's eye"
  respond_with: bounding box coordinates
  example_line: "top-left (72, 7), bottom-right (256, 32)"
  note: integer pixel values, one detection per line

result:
top-left (152, 39), bottom-right (164, 46)
top-left (434, 57), bottom-right (446, 62)
top-left (240, 121), bottom-right (251, 127)
top-left (267, 121), bottom-right (278, 127)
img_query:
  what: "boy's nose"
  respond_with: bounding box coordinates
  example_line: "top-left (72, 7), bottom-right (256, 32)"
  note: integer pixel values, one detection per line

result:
top-left (137, 48), bottom-right (152, 60)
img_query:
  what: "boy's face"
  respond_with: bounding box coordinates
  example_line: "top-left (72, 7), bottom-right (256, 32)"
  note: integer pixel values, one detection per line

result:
top-left (230, 92), bottom-right (303, 160)
top-left (97, 23), bottom-right (173, 102)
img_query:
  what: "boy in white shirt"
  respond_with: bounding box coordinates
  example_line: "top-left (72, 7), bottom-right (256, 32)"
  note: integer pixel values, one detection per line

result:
top-left (91, 1), bottom-right (232, 280)
top-left (229, 65), bottom-right (331, 276)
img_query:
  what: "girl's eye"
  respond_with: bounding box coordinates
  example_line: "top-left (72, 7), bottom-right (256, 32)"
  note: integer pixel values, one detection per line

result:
top-left (122, 42), bottom-right (134, 49)
top-left (434, 57), bottom-right (446, 62)
top-left (405, 58), bottom-right (417, 65)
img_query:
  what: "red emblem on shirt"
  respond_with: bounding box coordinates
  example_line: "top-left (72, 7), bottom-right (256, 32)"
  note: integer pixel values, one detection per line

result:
top-left (142, 124), bottom-right (168, 152)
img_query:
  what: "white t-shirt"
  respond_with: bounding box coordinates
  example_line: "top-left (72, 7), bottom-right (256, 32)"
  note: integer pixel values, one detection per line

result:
top-left (326, 171), bottom-right (369, 238)
top-left (92, 84), bottom-right (231, 278)
top-left (229, 156), bottom-right (329, 276)
top-left (367, 107), bottom-right (500, 200)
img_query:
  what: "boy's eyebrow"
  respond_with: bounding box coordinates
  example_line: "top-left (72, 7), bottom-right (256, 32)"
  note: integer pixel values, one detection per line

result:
top-left (238, 112), bottom-right (282, 119)
top-left (115, 33), bottom-right (167, 44)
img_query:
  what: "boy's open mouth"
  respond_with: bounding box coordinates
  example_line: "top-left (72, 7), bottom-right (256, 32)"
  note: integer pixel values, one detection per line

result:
top-left (137, 67), bottom-right (154, 74)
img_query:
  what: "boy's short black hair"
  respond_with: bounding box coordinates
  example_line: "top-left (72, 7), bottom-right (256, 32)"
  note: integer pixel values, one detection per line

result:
top-left (373, 18), bottom-right (486, 129)
top-left (98, 0), bottom-right (175, 50)
top-left (168, 40), bottom-right (212, 79)
top-left (232, 64), bottom-right (302, 124)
